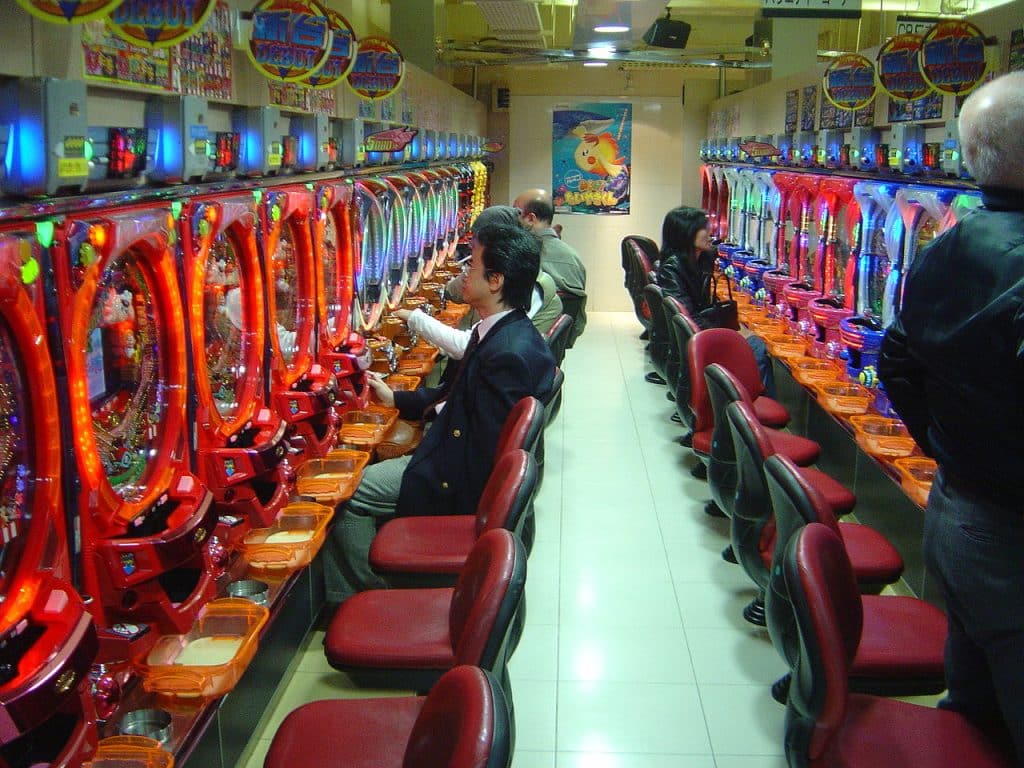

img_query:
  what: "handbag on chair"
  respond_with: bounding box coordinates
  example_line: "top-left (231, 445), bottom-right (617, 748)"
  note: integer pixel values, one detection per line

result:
top-left (697, 272), bottom-right (740, 331)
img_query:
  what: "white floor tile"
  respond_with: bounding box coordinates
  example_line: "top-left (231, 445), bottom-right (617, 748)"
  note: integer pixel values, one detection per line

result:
top-left (556, 754), bottom-right (716, 768)
top-left (557, 681), bottom-right (712, 754)
top-left (685, 627), bottom-right (786, 686)
top-left (699, 684), bottom-right (786, 756)
top-left (560, 578), bottom-right (682, 629)
top-left (512, 679), bottom-right (558, 751)
top-left (514, 751), bottom-right (557, 768)
top-left (509, 622), bottom-right (559, 681)
top-left (557, 625), bottom-right (695, 684)
top-left (674, 580), bottom-right (762, 631)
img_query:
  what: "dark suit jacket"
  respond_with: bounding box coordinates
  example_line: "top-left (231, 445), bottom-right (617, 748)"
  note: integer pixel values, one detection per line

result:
top-left (393, 310), bottom-right (556, 517)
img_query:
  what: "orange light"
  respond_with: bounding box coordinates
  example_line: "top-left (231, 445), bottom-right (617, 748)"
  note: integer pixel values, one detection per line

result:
top-left (205, 206), bottom-right (218, 224)
top-left (88, 224), bottom-right (107, 248)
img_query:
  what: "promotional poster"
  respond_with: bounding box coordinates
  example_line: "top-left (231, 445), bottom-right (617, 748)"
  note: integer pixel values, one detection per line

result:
top-left (552, 103), bottom-right (632, 216)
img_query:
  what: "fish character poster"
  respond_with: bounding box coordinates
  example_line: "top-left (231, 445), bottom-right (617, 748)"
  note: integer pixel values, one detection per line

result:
top-left (552, 103), bottom-right (631, 215)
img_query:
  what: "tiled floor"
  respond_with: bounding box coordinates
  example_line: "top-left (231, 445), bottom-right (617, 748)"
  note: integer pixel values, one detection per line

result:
top-left (234, 311), bottom-right (806, 767)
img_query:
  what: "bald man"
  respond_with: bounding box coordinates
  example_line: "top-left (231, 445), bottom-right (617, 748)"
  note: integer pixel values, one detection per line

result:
top-left (514, 188), bottom-right (587, 345)
top-left (880, 70), bottom-right (1024, 762)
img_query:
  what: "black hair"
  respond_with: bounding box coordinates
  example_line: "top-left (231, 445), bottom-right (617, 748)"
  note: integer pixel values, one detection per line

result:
top-left (661, 206), bottom-right (709, 262)
top-left (473, 224), bottom-right (540, 312)
top-left (521, 197), bottom-right (555, 225)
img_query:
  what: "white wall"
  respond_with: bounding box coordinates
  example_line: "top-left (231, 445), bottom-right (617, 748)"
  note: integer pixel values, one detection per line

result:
top-left (506, 85), bottom-right (717, 313)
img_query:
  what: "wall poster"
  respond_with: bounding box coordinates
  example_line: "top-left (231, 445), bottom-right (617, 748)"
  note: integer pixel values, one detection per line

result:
top-left (784, 89), bottom-right (799, 133)
top-left (800, 85), bottom-right (818, 130)
top-left (552, 103), bottom-right (631, 216)
top-left (1009, 28), bottom-right (1024, 72)
top-left (888, 91), bottom-right (943, 122)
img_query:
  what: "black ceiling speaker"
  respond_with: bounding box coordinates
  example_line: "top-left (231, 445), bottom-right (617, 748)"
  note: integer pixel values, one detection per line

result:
top-left (643, 10), bottom-right (692, 49)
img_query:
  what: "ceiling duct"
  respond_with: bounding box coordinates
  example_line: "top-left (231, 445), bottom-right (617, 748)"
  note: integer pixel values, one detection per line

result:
top-left (474, 1), bottom-right (543, 34)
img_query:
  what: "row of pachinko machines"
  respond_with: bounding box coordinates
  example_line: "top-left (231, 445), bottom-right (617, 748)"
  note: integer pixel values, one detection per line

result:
top-left (700, 162), bottom-right (980, 501)
top-left (0, 146), bottom-right (489, 767)
top-left (700, 120), bottom-right (968, 178)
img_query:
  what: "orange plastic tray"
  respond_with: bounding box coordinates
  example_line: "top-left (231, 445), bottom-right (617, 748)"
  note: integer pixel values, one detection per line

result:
top-left (790, 357), bottom-right (845, 387)
top-left (338, 405), bottom-right (399, 446)
top-left (383, 374), bottom-right (421, 393)
top-left (813, 381), bottom-right (872, 415)
top-left (84, 737), bottom-right (173, 768)
top-left (242, 502), bottom-right (333, 572)
top-left (136, 599), bottom-right (269, 700)
top-left (850, 415), bottom-right (917, 458)
top-left (294, 450), bottom-right (370, 506)
top-left (765, 334), bottom-right (808, 359)
top-left (893, 457), bottom-right (937, 507)
top-left (397, 348), bottom-right (440, 376)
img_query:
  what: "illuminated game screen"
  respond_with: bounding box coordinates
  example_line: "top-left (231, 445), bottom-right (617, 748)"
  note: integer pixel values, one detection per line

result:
top-left (864, 226), bottom-right (890, 322)
top-left (0, 323), bottom-right (32, 592)
top-left (88, 248), bottom-right (163, 501)
top-left (272, 224), bottom-right (300, 364)
top-left (322, 213), bottom-right (342, 336)
top-left (203, 232), bottom-right (245, 420)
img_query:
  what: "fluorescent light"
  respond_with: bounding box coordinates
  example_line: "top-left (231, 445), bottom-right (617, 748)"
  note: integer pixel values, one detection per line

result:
top-left (583, 61), bottom-right (608, 67)
top-left (594, 24), bottom-right (630, 33)
top-left (587, 45), bottom-right (615, 59)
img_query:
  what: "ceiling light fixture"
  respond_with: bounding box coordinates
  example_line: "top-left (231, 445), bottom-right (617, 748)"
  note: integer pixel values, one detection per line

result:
top-left (584, 61), bottom-right (609, 67)
top-left (594, 24), bottom-right (630, 33)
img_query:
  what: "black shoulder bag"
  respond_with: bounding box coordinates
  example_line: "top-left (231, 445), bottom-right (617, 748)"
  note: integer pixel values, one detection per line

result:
top-left (696, 271), bottom-right (740, 331)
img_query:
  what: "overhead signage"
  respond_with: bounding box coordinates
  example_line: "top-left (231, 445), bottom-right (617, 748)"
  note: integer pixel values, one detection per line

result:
top-left (364, 127), bottom-right (417, 153)
top-left (247, 0), bottom-right (333, 83)
top-left (300, 9), bottom-right (357, 89)
top-left (822, 53), bottom-right (876, 111)
top-left (920, 20), bottom-right (988, 96)
top-left (16, 0), bottom-right (122, 23)
top-left (895, 15), bottom-right (942, 37)
top-left (762, 0), bottom-right (861, 20)
top-left (739, 141), bottom-right (781, 158)
top-left (347, 36), bottom-right (405, 101)
top-left (877, 34), bottom-right (931, 102)
top-left (109, 0), bottom-right (217, 48)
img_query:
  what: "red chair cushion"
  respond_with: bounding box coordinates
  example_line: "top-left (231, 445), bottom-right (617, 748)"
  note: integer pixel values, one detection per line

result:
top-left (766, 429), bottom-right (821, 466)
top-left (796, 466), bottom-right (857, 515)
top-left (816, 693), bottom-right (1012, 768)
top-left (692, 429), bottom-right (712, 456)
top-left (326, 588), bottom-right (455, 670)
top-left (853, 596), bottom-right (946, 680)
top-left (752, 395), bottom-right (790, 428)
top-left (370, 516), bottom-right (477, 575)
top-left (837, 523), bottom-right (903, 585)
top-left (265, 696), bottom-right (424, 768)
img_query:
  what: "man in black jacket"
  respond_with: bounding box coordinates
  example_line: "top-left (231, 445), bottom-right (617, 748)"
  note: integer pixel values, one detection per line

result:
top-left (325, 224), bottom-right (556, 598)
top-left (879, 71), bottom-right (1024, 762)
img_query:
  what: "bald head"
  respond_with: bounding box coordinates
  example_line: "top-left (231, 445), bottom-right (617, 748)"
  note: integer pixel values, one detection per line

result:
top-left (513, 188), bottom-right (555, 231)
top-left (959, 72), bottom-right (1024, 190)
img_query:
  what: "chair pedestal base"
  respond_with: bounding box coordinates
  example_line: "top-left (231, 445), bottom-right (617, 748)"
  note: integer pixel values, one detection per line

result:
top-left (722, 545), bottom-right (738, 564)
top-left (691, 462), bottom-right (708, 480)
top-left (771, 673), bottom-right (791, 704)
top-left (645, 371), bottom-right (667, 385)
top-left (743, 593), bottom-right (766, 626)
top-left (704, 501), bottom-right (726, 518)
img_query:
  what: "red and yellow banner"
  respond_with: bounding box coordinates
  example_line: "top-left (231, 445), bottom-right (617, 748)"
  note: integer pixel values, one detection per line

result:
top-left (16, 0), bottom-right (121, 23)
top-left (822, 53), bottom-right (877, 111)
top-left (108, 0), bottom-right (217, 48)
top-left (920, 20), bottom-right (988, 96)
top-left (346, 36), bottom-right (405, 101)
top-left (246, 0), bottom-right (333, 83)
top-left (300, 9), bottom-right (357, 89)
top-left (877, 34), bottom-right (931, 102)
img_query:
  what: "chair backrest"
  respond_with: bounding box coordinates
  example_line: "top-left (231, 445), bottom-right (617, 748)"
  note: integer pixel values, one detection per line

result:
top-left (783, 523), bottom-right (862, 764)
top-left (704, 364), bottom-right (748, 516)
top-left (539, 367), bottom-right (564, 430)
top-left (670, 313), bottom-right (701, 426)
top-left (449, 529), bottom-right (527, 674)
top-left (494, 396), bottom-right (544, 457)
top-left (403, 665), bottom-right (512, 768)
top-left (544, 314), bottom-right (573, 366)
top-left (662, 296), bottom-right (684, 390)
top-left (643, 283), bottom-right (669, 374)
top-left (724, 400), bottom-right (779, 590)
top-left (475, 449), bottom-right (539, 540)
top-left (688, 328), bottom-right (762, 432)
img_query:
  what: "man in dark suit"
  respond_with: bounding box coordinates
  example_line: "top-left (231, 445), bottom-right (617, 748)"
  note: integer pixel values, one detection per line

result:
top-left (325, 224), bottom-right (556, 599)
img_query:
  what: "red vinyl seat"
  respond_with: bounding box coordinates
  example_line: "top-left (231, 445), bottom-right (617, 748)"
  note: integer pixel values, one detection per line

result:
top-left (778, 524), bottom-right (1010, 768)
top-left (543, 313), bottom-right (573, 367)
top-left (370, 450), bottom-right (538, 587)
top-left (264, 665), bottom-right (513, 768)
top-left (670, 311), bottom-right (701, 431)
top-left (764, 454), bottom-right (945, 700)
top-left (494, 396), bottom-right (545, 458)
top-left (689, 329), bottom-right (795, 469)
top-left (325, 529), bottom-right (525, 693)
top-left (728, 402), bottom-right (904, 628)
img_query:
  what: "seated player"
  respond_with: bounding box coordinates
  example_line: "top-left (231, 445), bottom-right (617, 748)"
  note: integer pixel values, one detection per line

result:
top-left (324, 223), bottom-right (557, 600)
